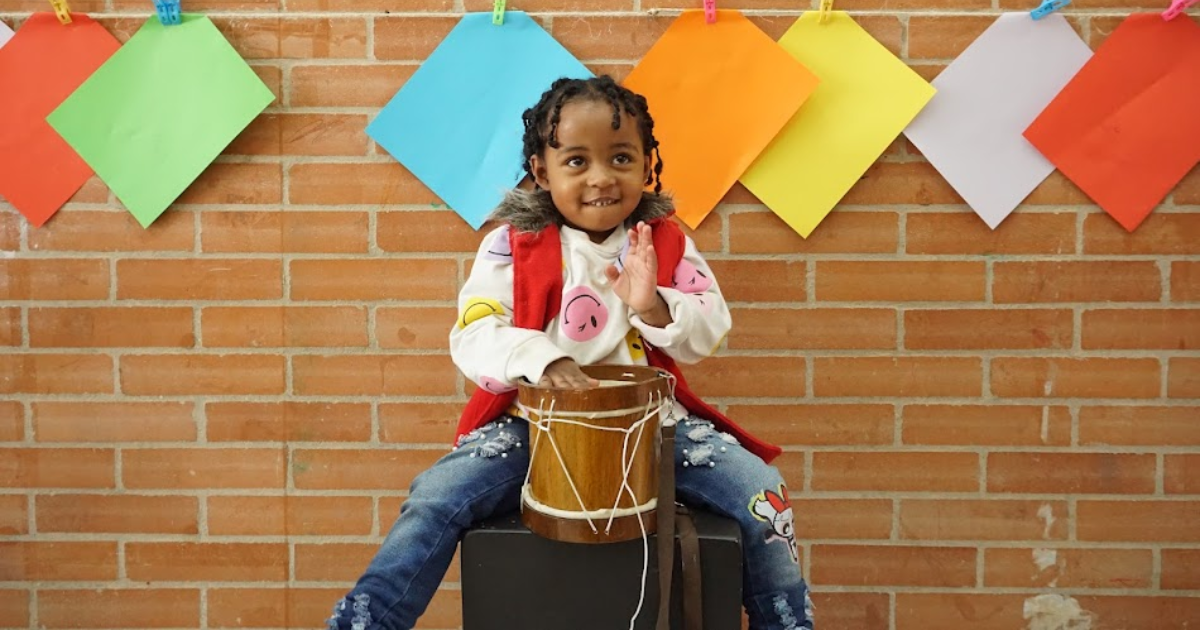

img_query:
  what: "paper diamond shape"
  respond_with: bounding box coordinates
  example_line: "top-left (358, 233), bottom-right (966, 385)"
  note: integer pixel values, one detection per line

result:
top-left (367, 12), bottom-right (591, 230)
top-left (0, 20), bottom-right (13, 47)
top-left (742, 11), bottom-right (934, 238)
top-left (47, 14), bottom-right (273, 228)
top-left (0, 13), bottom-right (119, 227)
top-left (623, 10), bottom-right (817, 229)
top-left (903, 14), bottom-right (1091, 229)
top-left (1024, 14), bottom-right (1200, 232)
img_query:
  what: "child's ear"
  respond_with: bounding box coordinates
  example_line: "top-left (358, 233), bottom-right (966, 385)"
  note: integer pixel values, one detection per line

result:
top-left (530, 155), bottom-right (551, 190)
top-left (643, 155), bottom-right (653, 186)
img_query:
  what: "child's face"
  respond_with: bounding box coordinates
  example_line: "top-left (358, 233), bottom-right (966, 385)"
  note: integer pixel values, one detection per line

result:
top-left (529, 99), bottom-right (653, 243)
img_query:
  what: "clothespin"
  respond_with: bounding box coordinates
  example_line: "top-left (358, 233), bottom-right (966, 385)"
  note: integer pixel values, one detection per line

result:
top-left (1030, 0), bottom-right (1069, 20)
top-left (493, 0), bottom-right (506, 25)
top-left (154, 0), bottom-right (181, 25)
top-left (49, 0), bottom-right (72, 24)
top-left (703, 0), bottom-right (717, 24)
top-left (1162, 0), bottom-right (1197, 20)
top-left (818, 0), bottom-right (834, 24)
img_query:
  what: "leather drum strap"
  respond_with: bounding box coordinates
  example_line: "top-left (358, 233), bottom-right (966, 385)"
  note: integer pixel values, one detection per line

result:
top-left (655, 422), bottom-right (677, 630)
top-left (676, 506), bottom-right (703, 630)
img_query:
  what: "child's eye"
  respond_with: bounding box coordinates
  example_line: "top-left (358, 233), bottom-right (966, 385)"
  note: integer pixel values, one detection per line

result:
top-left (565, 157), bottom-right (585, 168)
top-left (613, 154), bottom-right (632, 165)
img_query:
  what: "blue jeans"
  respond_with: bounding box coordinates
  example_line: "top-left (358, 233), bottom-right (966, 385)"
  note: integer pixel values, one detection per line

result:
top-left (327, 416), bottom-right (813, 630)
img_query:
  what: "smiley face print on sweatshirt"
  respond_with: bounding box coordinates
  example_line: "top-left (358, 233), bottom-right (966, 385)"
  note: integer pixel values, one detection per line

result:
top-left (671, 259), bottom-right (712, 294)
top-left (482, 226), bottom-right (513, 264)
top-left (560, 286), bottom-right (608, 342)
top-left (458, 297), bottom-right (505, 329)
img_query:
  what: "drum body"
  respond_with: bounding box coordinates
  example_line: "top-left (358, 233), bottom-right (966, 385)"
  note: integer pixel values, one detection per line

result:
top-left (518, 365), bottom-right (670, 543)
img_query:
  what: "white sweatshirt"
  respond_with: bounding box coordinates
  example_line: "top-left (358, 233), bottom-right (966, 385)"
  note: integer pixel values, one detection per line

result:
top-left (450, 221), bottom-right (732, 409)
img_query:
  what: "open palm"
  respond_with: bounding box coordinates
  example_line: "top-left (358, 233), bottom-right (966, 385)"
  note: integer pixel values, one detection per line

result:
top-left (605, 222), bottom-right (659, 314)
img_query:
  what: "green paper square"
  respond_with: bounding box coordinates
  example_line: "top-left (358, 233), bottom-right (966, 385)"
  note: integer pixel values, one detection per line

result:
top-left (47, 14), bottom-right (272, 227)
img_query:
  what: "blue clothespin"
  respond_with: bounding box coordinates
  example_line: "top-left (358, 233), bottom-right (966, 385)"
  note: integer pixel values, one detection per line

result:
top-left (154, 0), bottom-right (181, 25)
top-left (1031, 0), bottom-right (1069, 20)
top-left (1162, 0), bottom-right (1197, 20)
top-left (493, 0), bottom-right (506, 25)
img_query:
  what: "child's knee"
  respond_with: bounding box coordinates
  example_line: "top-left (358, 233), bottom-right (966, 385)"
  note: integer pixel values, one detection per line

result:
top-left (676, 417), bottom-right (741, 469)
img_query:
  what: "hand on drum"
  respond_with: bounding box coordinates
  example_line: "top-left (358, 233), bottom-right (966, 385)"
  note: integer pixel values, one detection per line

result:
top-left (539, 357), bottom-right (600, 389)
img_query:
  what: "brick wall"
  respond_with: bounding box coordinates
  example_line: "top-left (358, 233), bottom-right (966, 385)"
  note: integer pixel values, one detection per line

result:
top-left (1, 0), bottom-right (1198, 628)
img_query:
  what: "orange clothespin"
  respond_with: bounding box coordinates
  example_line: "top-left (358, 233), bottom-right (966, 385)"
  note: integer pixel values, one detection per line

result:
top-left (819, 0), bottom-right (834, 24)
top-left (49, 0), bottom-right (72, 24)
top-left (704, 0), bottom-right (717, 24)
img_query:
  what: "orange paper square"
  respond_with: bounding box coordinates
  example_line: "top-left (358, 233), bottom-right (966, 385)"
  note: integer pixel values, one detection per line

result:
top-left (623, 10), bottom-right (818, 228)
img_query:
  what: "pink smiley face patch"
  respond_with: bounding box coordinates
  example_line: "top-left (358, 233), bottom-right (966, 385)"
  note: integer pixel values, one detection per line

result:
top-left (672, 259), bottom-right (712, 294)
top-left (560, 286), bottom-right (609, 342)
top-left (482, 225), bottom-right (513, 263)
top-left (479, 375), bottom-right (515, 393)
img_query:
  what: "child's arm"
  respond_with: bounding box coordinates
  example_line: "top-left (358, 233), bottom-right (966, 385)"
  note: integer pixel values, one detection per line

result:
top-left (450, 227), bottom-right (570, 391)
top-left (608, 223), bottom-right (731, 365)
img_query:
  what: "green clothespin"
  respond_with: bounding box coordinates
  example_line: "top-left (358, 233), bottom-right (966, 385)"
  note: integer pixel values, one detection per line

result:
top-left (493, 0), bottom-right (506, 25)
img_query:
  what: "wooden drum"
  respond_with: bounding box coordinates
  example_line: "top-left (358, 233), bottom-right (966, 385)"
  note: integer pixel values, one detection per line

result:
top-left (518, 365), bottom-right (671, 544)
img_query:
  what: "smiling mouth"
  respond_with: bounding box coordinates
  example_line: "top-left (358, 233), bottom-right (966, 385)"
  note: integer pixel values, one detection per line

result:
top-left (584, 198), bottom-right (619, 207)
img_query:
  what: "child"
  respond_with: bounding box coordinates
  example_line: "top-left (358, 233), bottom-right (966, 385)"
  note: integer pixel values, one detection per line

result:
top-left (327, 75), bottom-right (813, 630)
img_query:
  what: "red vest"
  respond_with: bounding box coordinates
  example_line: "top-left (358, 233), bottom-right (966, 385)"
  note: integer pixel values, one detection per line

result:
top-left (454, 219), bottom-right (781, 463)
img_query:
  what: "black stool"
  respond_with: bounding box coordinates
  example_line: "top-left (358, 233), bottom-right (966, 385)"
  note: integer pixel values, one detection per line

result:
top-left (460, 509), bottom-right (743, 630)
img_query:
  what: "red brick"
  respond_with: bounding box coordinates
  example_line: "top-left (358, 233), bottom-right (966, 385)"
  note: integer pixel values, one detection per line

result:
top-left (796, 499), bottom-right (893, 540)
top-left (251, 63), bottom-right (282, 106)
top-left (984, 547), bottom-right (1152, 588)
top-left (33, 401), bottom-right (194, 443)
top-left (707, 260), bottom-right (806, 302)
top-left (817, 261), bottom-right (986, 302)
top-left (212, 17), bottom-right (366, 59)
top-left (728, 307), bottom-right (896, 350)
top-left (292, 354), bottom-right (458, 396)
top-left (27, 210), bottom-right (193, 252)
top-left (1177, 164), bottom-right (1200, 203)
top-left (554, 15), bottom-right (672, 61)
top-left (1173, 261), bottom-right (1200, 301)
top-left (380, 403), bottom-right (462, 444)
top-left (207, 587), bottom-right (346, 628)
top-left (1074, 595), bottom-right (1200, 629)
top-left (728, 210), bottom-right (899, 254)
top-left (1080, 405), bottom-right (1200, 446)
top-left (814, 357), bottom-right (982, 398)
top-left (294, 543), bottom-right (382, 581)
top-left (123, 448), bottom-right (284, 489)
top-left (118, 259), bottom-right (281, 300)
top-left (111, 0), bottom-right (277, 8)
top-left (0, 401), bottom-right (22, 441)
top-left (293, 448), bottom-right (444, 491)
top-left (0, 259), bottom-right (109, 300)
top-left (0, 308), bottom-right (18, 347)
top-left (724, 404), bottom-right (894, 446)
top-left (1165, 454), bottom-right (1200, 495)
top-left (814, 452), bottom-right (978, 492)
top-left (1082, 308), bottom-right (1200, 349)
top-left (809, 592), bottom-right (890, 630)
top-left (843, 162), bottom-right (962, 205)
top-left (909, 15), bottom-right (995, 59)
top-left (0, 590), bottom-right (27, 627)
top-left (207, 495), bottom-right (372, 536)
top-left (684, 356), bottom-right (806, 398)
top-left (1169, 357), bottom-right (1200, 397)
top-left (896, 593), bottom-right (1026, 630)
top-left (377, 306), bottom-right (456, 350)
top-left (993, 261), bottom-right (1161, 303)
top-left (1025, 171), bottom-right (1094, 205)
top-left (202, 306), bottom-right (368, 347)
top-left (991, 357), bottom-right (1160, 399)
top-left (465, 0), bottom-right (621, 9)
top-left (1162, 549), bottom-right (1200, 590)
top-left (900, 499), bottom-right (1068, 541)
top-left (812, 544), bottom-right (976, 587)
top-left (38, 589), bottom-right (199, 629)
top-left (1079, 500), bottom-right (1200, 542)
top-left (37, 494), bottom-right (197, 534)
top-left (127, 543), bottom-right (287, 581)
top-left (121, 354), bottom-right (285, 396)
top-left (906, 212), bottom-right (1075, 255)
top-left (29, 307), bottom-right (194, 348)
top-left (291, 64), bottom-right (415, 107)
top-left (289, 162), bottom-right (441, 205)
top-left (0, 495), bottom-right (27, 535)
top-left (1084, 212), bottom-right (1200, 255)
top-left (0, 542), bottom-right (116, 580)
top-left (906, 308), bottom-right (1072, 350)
top-left (175, 163), bottom-right (282, 205)
top-left (290, 259), bottom-right (456, 301)
top-left (0, 448), bottom-right (114, 488)
top-left (206, 401), bottom-right (371, 442)
top-left (378, 211), bottom-right (482, 253)
top-left (373, 16), bottom-right (459, 60)
top-left (0, 214), bottom-right (17, 252)
top-left (989, 453), bottom-right (1155, 494)
top-left (903, 404), bottom-right (1071, 446)
top-left (201, 210), bottom-right (369, 254)
top-left (227, 113), bottom-right (369, 156)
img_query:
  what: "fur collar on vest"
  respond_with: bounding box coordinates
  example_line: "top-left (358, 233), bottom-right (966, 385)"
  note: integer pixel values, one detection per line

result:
top-left (487, 188), bottom-right (675, 234)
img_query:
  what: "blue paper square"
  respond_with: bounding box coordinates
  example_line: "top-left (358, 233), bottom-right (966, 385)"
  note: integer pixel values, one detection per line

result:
top-left (367, 12), bottom-right (591, 229)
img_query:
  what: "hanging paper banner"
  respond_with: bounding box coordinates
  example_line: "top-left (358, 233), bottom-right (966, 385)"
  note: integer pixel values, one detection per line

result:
top-left (0, 20), bottom-right (14, 47)
top-left (624, 10), bottom-right (817, 229)
top-left (0, 13), bottom-right (119, 227)
top-left (904, 13), bottom-right (1092, 229)
top-left (48, 14), bottom-right (273, 228)
top-left (740, 11), bottom-right (932, 238)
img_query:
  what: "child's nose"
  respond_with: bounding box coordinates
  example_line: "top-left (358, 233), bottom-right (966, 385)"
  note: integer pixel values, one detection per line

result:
top-left (587, 166), bottom-right (616, 187)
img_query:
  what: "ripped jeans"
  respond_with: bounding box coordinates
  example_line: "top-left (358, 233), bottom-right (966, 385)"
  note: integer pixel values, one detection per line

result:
top-left (326, 416), bottom-right (813, 630)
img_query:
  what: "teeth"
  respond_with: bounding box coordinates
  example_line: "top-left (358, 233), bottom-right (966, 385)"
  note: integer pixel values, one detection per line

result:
top-left (588, 200), bottom-right (616, 206)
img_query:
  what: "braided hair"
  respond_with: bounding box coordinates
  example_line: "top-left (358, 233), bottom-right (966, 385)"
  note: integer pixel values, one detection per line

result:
top-left (520, 75), bottom-right (665, 194)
